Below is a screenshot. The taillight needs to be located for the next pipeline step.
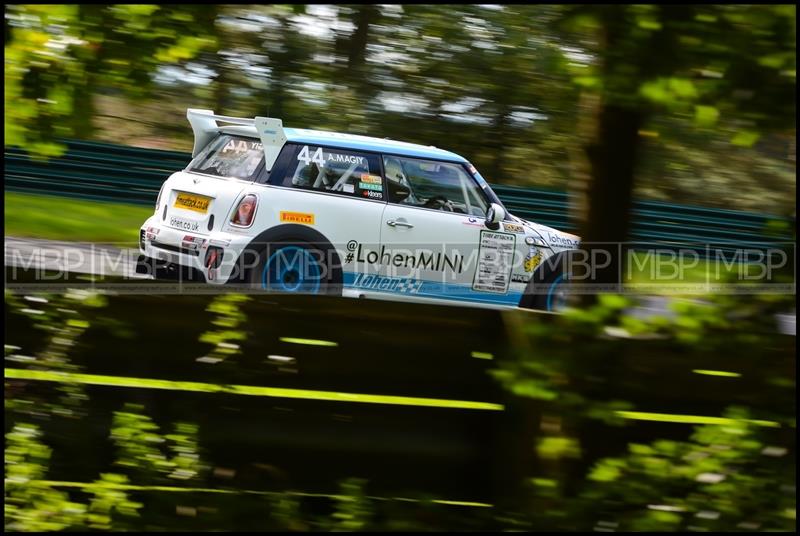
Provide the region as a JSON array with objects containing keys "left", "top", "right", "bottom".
[
  {"left": 155, "top": 184, "right": 165, "bottom": 213},
  {"left": 231, "top": 194, "right": 257, "bottom": 226},
  {"left": 205, "top": 246, "right": 224, "bottom": 268}
]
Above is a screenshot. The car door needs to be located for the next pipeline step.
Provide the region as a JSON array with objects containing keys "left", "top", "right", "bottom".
[
  {"left": 270, "top": 143, "right": 387, "bottom": 286},
  {"left": 360, "top": 155, "right": 521, "bottom": 306}
]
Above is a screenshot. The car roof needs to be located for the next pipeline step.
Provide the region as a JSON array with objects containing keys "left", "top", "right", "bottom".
[{"left": 219, "top": 125, "right": 468, "bottom": 163}]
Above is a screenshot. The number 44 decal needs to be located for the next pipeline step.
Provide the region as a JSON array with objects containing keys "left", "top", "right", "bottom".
[{"left": 297, "top": 146, "right": 326, "bottom": 166}]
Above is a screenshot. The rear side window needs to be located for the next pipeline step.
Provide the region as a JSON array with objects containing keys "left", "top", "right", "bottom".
[
  {"left": 188, "top": 135, "right": 264, "bottom": 181},
  {"left": 277, "top": 144, "right": 385, "bottom": 201}
]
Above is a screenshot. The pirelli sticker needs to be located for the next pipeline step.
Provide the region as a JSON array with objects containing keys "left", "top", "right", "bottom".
[{"left": 280, "top": 211, "right": 315, "bottom": 225}]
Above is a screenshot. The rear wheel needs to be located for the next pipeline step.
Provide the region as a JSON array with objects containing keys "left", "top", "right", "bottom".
[{"left": 248, "top": 242, "right": 338, "bottom": 295}]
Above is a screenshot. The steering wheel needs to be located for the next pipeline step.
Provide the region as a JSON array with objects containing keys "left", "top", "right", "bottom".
[{"left": 423, "top": 195, "right": 455, "bottom": 212}]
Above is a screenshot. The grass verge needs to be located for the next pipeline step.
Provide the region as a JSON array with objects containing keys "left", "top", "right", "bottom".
[{"left": 5, "top": 192, "right": 152, "bottom": 244}]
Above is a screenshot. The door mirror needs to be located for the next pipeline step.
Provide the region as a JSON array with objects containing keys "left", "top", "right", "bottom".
[{"left": 485, "top": 203, "right": 506, "bottom": 227}]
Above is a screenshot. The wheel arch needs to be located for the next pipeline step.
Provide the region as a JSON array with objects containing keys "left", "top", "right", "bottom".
[
  {"left": 519, "top": 249, "right": 576, "bottom": 310},
  {"left": 227, "top": 224, "right": 343, "bottom": 288}
]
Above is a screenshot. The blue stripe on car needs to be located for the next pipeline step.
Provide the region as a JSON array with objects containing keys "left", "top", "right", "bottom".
[{"left": 343, "top": 272, "right": 522, "bottom": 306}]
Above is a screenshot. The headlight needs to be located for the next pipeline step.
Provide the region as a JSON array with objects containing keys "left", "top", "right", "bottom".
[{"left": 525, "top": 232, "right": 548, "bottom": 248}]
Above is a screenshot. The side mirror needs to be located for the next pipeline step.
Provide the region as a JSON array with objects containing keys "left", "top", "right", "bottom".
[{"left": 485, "top": 203, "right": 506, "bottom": 228}]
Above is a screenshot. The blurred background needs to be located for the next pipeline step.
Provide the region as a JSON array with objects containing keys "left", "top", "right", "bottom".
[
  {"left": 5, "top": 4, "right": 796, "bottom": 213},
  {"left": 3, "top": 4, "right": 796, "bottom": 532}
]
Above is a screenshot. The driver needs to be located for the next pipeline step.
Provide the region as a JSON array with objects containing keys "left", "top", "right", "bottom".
[{"left": 384, "top": 157, "right": 418, "bottom": 205}]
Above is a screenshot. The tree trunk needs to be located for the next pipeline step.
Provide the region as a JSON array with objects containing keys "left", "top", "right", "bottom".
[
  {"left": 214, "top": 62, "right": 229, "bottom": 115},
  {"left": 568, "top": 91, "right": 600, "bottom": 231},
  {"left": 580, "top": 104, "right": 644, "bottom": 294},
  {"left": 487, "top": 106, "right": 511, "bottom": 182},
  {"left": 337, "top": 5, "right": 380, "bottom": 98}
]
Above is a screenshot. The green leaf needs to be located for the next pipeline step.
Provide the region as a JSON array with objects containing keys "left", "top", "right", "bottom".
[
  {"left": 731, "top": 130, "right": 760, "bottom": 147},
  {"left": 694, "top": 105, "right": 719, "bottom": 127},
  {"left": 758, "top": 54, "right": 786, "bottom": 69},
  {"left": 639, "top": 80, "right": 671, "bottom": 104},
  {"left": 573, "top": 76, "right": 601, "bottom": 89},
  {"left": 598, "top": 294, "right": 629, "bottom": 310},
  {"left": 537, "top": 436, "right": 581, "bottom": 460},
  {"left": 667, "top": 78, "right": 698, "bottom": 99},
  {"left": 637, "top": 19, "right": 662, "bottom": 31}
]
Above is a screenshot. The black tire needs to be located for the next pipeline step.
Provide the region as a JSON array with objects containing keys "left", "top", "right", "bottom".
[
  {"left": 519, "top": 251, "right": 573, "bottom": 312},
  {"left": 246, "top": 240, "right": 341, "bottom": 295}
]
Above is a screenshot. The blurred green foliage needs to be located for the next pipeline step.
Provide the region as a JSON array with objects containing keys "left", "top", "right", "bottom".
[
  {"left": 3, "top": 286, "right": 796, "bottom": 531},
  {"left": 579, "top": 408, "right": 795, "bottom": 532},
  {"left": 491, "top": 290, "right": 795, "bottom": 531},
  {"left": 4, "top": 423, "right": 87, "bottom": 531},
  {"left": 4, "top": 5, "right": 795, "bottom": 214},
  {"left": 198, "top": 294, "right": 251, "bottom": 364},
  {"left": 110, "top": 403, "right": 206, "bottom": 484},
  {"left": 4, "top": 289, "right": 107, "bottom": 418}
]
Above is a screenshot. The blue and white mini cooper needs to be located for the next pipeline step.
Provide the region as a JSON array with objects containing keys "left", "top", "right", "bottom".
[{"left": 137, "top": 109, "right": 580, "bottom": 311}]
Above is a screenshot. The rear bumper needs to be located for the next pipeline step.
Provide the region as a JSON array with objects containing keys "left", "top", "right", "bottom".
[
  {"left": 139, "top": 216, "right": 252, "bottom": 284},
  {"left": 135, "top": 254, "right": 207, "bottom": 282}
]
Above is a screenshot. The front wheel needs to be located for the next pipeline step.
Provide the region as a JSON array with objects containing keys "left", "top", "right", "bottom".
[
  {"left": 519, "top": 252, "right": 575, "bottom": 312},
  {"left": 537, "top": 272, "right": 572, "bottom": 312}
]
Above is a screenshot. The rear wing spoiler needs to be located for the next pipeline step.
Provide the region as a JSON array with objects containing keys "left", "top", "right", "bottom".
[{"left": 186, "top": 108, "right": 288, "bottom": 171}]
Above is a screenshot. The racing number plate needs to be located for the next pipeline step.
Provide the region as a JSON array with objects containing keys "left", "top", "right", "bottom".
[{"left": 174, "top": 192, "right": 211, "bottom": 214}]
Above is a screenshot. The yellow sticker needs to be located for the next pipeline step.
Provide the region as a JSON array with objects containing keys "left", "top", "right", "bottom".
[
  {"left": 524, "top": 250, "right": 543, "bottom": 272},
  {"left": 360, "top": 174, "right": 382, "bottom": 184},
  {"left": 280, "top": 211, "right": 315, "bottom": 225},
  {"left": 174, "top": 192, "right": 211, "bottom": 213}
]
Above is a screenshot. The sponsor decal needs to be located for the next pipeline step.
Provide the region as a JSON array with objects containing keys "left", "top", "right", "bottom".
[
  {"left": 547, "top": 232, "right": 580, "bottom": 249},
  {"left": 280, "top": 211, "right": 315, "bottom": 225},
  {"left": 343, "top": 183, "right": 355, "bottom": 193},
  {"left": 351, "top": 273, "right": 423, "bottom": 294},
  {"left": 169, "top": 216, "right": 200, "bottom": 232},
  {"left": 359, "top": 182, "right": 383, "bottom": 191},
  {"left": 511, "top": 273, "right": 531, "bottom": 283},
  {"left": 524, "top": 248, "right": 543, "bottom": 272},
  {"left": 297, "top": 145, "right": 367, "bottom": 167},
  {"left": 174, "top": 193, "right": 210, "bottom": 213},
  {"left": 327, "top": 152, "right": 366, "bottom": 165},
  {"left": 222, "top": 139, "right": 263, "bottom": 153},
  {"left": 503, "top": 223, "right": 524, "bottom": 233},
  {"left": 362, "top": 190, "right": 383, "bottom": 199},
  {"left": 462, "top": 217, "right": 484, "bottom": 228},
  {"left": 360, "top": 173, "right": 382, "bottom": 184},
  {"left": 472, "top": 231, "right": 516, "bottom": 294},
  {"left": 345, "top": 241, "right": 464, "bottom": 274}
]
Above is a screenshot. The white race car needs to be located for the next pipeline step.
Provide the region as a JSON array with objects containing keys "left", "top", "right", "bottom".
[{"left": 137, "top": 109, "right": 581, "bottom": 311}]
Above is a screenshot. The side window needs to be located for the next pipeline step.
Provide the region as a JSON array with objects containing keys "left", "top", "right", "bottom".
[
  {"left": 279, "top": 144, "right": 385, "bottom": 201},
  {"left": 188, "top": 135, "right": 264, "bottom": 181},
  {"left": 383, "top": 156, "right": 489, "bottom": 216}
]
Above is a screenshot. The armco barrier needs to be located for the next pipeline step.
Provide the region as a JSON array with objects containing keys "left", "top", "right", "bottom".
[{"left": 5, "top": 140, "right": 794, "bottom": 249}]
